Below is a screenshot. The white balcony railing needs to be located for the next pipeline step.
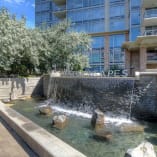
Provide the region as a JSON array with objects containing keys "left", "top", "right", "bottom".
[
  {"left": 144, "top": 29, "right": 157, "bottom": 36},
  {"left": 144, "top": 8, "right": 157, "bottom": 18}
]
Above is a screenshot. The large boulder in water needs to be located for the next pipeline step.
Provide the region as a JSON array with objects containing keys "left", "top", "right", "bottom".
[
  {"left": 91, "top": 109, "right": 105, "bottom": 131},
  {"left": 52, "top": 115, "right": 68, "bottom": 129},
  {"left": 94, "top": 129, "right": 112, "bottom": 141},
  {"left": 39, "top": 106, "right": 52, "bottom": 115},
  {"left": 119, "top": 123, "right": 144, "bottom": 133},
  {"left": 124, "top": 142, "right": 156, "bottom": 157}
]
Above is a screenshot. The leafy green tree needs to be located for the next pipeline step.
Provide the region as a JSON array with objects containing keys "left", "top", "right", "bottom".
[
  {"left": 39, "top": 21, "right": 91, "bottom": 71},
  {"left": 0, "top": 9, "right": 91, "bottom": 75}
]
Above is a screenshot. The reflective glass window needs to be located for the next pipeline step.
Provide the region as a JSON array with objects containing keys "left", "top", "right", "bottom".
[
  {"left": 36, "top": 2, "right": 50, "bottom": 12},
  {"left": 89, "top": 36, "right": 105, "bottom": 72},
  {"left": 130, "top": 27, "right": 140, "bottom": 41},
  {"left": 110, "top": 19, "right": 125, "bottom": 31},
  {"left": 131, "top": 11, "right": 140, "bottom": 25},
  {"left": 131, "top": 0, "right": 141, "bottom": 8},
  {"left": 67, "top": 7, "right": 104, "bottom": 22},
  {"left": 110, "top": 5, "right": 125, "bottom": 17},
  {"left": 109, "top": 34, "right": 125, "bottom": 66},
  {"left": 67, "top": 0, "right": 104, "bottom": 9}
]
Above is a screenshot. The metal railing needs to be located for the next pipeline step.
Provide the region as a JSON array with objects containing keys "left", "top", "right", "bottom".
[
  {"left": 144, "top": 9, "right": 157, "bottom": 18},
  {"left": 144, "top": 29, "right": 157, "bottom": 36},
  {"left": 147, "top": 55, "right": 157, "bottom": 61}
]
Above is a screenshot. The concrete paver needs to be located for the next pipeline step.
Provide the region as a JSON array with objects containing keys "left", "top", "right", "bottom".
[{"left": 0, "top": 118, "right": 37, "bottom": 157}]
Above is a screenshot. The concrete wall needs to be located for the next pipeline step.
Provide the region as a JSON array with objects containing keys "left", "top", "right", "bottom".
[
  {"left": 43, "top": 76, "right": 135, "bottom": 117},
  {"left": 0, "top": 77, "right": 43, "bottom": 99},
  {"left": 43, "top": 74, "right": 157, "bottom": 120},
  {"left": 132, "top": 73, "right": 157, "bottom": 121}
]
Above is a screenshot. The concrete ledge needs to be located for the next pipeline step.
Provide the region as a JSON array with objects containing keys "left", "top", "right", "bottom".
[
  {"left": 135, "top": 71, "right": 157, "bottom": 80},
  {"left": 0, "top": 102, "right": 86, "bottom": 157}
]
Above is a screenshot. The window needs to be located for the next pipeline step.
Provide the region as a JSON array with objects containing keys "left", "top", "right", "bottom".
[
  {"left": 68, "top": 7, "right": 105, "bottom": 33},
  {"left": 110, "top": 5, "right": 125, "bottom": 18},
  {"left": 109, "top": 34, "right": 125, "bottom": 66},
  {"left": 130, "top": 27, "right": 140, "bottom": 41},
  {"left": 36, "top": 2, "right": 50, "bottom": 12},
  {"left": 89, "top": 36, "right": 105, "bottom": 72},
  {"left": 131, "top": 0, "right": 141, "bottom": 8},
  {"left": 67, "top": 7, "right": 105, "bottom": 22},
  {"left": 67, "top": 0, "right": 104, "bottom": 9},
  {"left": 110, "top": 19, "right": 125, "bottom": 31},
  {"left": 131, "top": 11, "right": 140, "bottom": 25}
]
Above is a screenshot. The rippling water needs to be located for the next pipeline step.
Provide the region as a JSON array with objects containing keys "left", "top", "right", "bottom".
[{"left": 11, "top": 99, "right": 157, "bottom": 157}]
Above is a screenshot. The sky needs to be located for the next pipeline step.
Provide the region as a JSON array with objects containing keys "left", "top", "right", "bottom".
[{"left": 0, "top": 0, "right": 35, "bottom": 28}]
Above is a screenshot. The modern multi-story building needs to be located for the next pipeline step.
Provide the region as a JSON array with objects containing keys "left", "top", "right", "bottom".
[
  {"left": 35, "top": 0, "right": 157, "bottom": 73},
  {"left": 123, "top": 0, "right": 157, "bottom": 75}
]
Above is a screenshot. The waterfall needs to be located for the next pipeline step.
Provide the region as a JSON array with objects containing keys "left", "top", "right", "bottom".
[
  {"left": 37, "top": 102, "right": 133, "bottom": 125},
  {"left": 129, "top": 79, "right": 135, "bottom": 119}
]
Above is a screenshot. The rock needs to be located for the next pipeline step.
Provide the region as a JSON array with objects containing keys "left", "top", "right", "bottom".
[
  {"left": 95, "top": 129, "right": 112, "bottom": 141},
  {"left": 91, "top": 109, "right": 105, "bottom": 131},
  {"left": 2, "top": 98, "right": 11, "bottom": 103},
  {"left": 52, "top": 115, "right": 68, "bottom": 129},
  {"left": 119, "top": 123, "right": 144, "bottom": 133},
  {"left": 124, "top": 142, "right": 156, "bottom": 157},
  {"left": 39, "top": 106, "right": 52, "bottom": 115}
]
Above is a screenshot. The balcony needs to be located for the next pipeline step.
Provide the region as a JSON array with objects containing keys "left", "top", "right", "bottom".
[
  {"left": 143, "top": 11, "right": 157, "bottom": 26},
  {"left": 53, "top": 0, "right": 66, "bottom": 6},
  {"left": 145, "top": 8, "right": 157, "bottom": 18},
  {"left": 143, "top": 8, "right": 157, "bottom": 26},
  {"left": 144, "top": 29, "right": 157, "bottom": 36},
  {"left": 143, "top": 0, "right": 157, "bottom": 8},
  {"left": 147, "top": 50, "right": 157, "bottom": 64}
]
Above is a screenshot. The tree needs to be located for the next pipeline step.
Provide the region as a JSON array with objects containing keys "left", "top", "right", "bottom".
[
  {"left": 0, "top": 9, "right": 91, "bottom": 75},
  {"left": 39, "top": 21, "right": 91, "bottom": 72}
]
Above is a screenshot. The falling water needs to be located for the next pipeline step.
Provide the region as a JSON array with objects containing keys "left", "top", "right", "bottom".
[
  {"left": 129, "top": 79, "right": 135, "bottom": 119},
  {"left": 37, "top": 100, "right": 133, "bottom": 126}
]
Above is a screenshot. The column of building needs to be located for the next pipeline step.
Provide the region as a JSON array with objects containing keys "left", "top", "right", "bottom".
[{"left": 104, "top": 0, "right": 109, "bottom": 71}]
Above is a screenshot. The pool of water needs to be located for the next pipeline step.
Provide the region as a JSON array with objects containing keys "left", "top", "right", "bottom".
[{"left": 11, "top": 99, "right": 157, "bottom": 157}]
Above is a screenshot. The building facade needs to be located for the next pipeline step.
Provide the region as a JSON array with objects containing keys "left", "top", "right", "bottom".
[
  {"left": 123, "top": 0, "right": 157, "bottom": 75},
  {"left": 35, "top": 0, "right": 157, "bottom": 73}
]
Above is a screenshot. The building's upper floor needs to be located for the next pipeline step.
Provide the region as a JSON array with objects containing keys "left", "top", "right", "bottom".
[{"left": 35, "top": 0, "right": 157, "bottom": 39}]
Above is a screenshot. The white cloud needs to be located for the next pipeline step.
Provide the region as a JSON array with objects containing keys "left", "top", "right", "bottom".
[
  {"left": 32, "top": 3, "right": 35, "bottom": 8},
  {"left": 3, "top": 0, "right": 25, "bottom": 4}
]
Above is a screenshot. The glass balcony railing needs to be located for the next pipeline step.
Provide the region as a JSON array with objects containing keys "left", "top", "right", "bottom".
[
  {"left": 147, "top": 54, "right": 157, "bottom": 61},
  {"left": 144, "top": 9, "right": 157, "bottom": 18},
  {"left": 144, "top": 29, "right": 157, "bottom": 36}
]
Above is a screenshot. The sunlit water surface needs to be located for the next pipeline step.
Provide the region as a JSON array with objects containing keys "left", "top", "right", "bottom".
[{"left": 11, "top": 99, "right": 157, "bottom": 157}]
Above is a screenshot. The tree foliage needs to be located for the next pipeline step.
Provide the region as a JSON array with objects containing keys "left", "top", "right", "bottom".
[{"left": 0, "top": 9, "right": 91, "bottom": 76}]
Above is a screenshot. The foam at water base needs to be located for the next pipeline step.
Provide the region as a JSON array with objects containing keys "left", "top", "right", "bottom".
[{"left": 37, "top": 104, "right": 133, "bottom": 126}]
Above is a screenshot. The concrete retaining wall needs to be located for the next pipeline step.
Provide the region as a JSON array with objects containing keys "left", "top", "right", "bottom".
[
  {"left": 43, "top": 74, "right": 157, "bottom": 120},
  {"left": 0, "top": 77, "right": 43, "bottom": 99},
  {"left": 132, "top": 72, "right": 157, "bottom": 120},
  {"left": 43, "top": 76, "right": 135, "bottom": 116}
]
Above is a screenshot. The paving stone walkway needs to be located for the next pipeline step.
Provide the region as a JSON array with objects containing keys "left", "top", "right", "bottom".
[{"left": 0, "top": 118, "right": 38, "bottom": 157}]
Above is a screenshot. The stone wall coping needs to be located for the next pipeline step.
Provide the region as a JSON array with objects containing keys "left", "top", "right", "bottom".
[{"left": 0, "top": 102, "right": 86, "bottom": 157}]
